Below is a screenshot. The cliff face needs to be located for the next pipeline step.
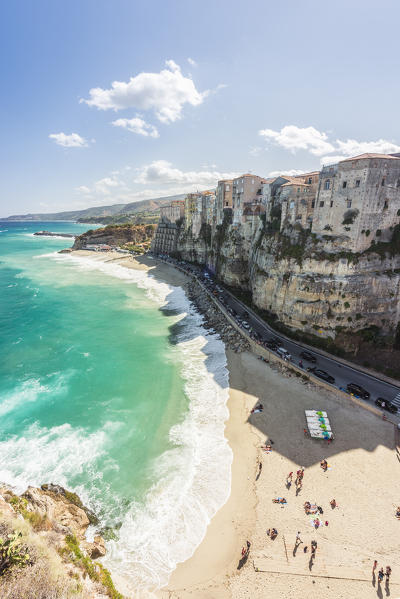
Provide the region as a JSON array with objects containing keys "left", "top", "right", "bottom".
[
  {"left": 176, "top": 216, "right": 400, "bottom": 376},
  {"left": 73, "top": 224, "right": 156, "bottom": 250}
]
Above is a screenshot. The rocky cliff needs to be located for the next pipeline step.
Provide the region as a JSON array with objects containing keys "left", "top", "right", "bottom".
[
  {"left": 175, "top": 215, "right": 400, "bottom": 378},
  {"left": 72, "top": 224, "right": 156, "bottom": 250},
  {"left": 0, "top": 484, "right": 122, "bottom": 598}
]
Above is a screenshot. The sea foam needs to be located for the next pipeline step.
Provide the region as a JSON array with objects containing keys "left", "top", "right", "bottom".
[{"left": 49, "top": 252, "right": 233, "bottom": 597}]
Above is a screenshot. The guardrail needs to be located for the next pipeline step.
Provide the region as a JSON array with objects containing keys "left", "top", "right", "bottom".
[{"left": 156, "top": 256, "right": 397, "bottom": 427}]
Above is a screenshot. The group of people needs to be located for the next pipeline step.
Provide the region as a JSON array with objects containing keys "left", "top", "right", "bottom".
[{"left": 373, "top": 561, "right": 392, "bottom": 584}]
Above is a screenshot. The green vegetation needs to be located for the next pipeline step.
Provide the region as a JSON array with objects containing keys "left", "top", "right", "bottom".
[
  {"left": 62, "top": 535, "right": 123, "bottom": 599},
  {"left": 342, "top": 209, "right": 359, "bottom": 225},
  {"left": 364, "top": 224, "right": 400, "bottom": 259},
  {"left": 0, "top": 531, "right": 30, "bottom": 575}
]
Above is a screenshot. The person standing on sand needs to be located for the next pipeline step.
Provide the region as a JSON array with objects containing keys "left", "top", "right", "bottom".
[
  {"left": 372, "top": 560, "right": 378, "bottom": 574},
  {"left": 386, "top": 566, "right": 392, "bottom": 578},
  {"left": 378, "top": 568, "right": 385, "bottom": 583}
]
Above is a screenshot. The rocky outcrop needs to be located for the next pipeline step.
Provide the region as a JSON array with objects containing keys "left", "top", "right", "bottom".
[
  {"left": 72, "top": 223, "right": 156, "bottom": 250},
  {"left": 22, "top": 486, "right": 90, "bottom": 539},
  {"left": 0, "top": 484, "right": 120, "bottom": 598}
]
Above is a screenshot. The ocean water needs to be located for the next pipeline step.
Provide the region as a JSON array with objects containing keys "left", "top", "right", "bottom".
[{"left": 0, "top": 222, "right": 232, "bottom": 596}]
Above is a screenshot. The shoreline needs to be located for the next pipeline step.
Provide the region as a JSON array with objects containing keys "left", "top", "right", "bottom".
[
  {"left": 70, "top": 251, "right": 260, "bottom": 595},
  {"left": 70, "top": 251, "right": 400, "bottom": 599}
]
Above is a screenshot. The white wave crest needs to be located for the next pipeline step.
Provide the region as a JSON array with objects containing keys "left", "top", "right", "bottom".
[
  {"left": 0, "top": 421, "right": 114, "bottom": 495},
  {"left": 0, "top": 373, "right": 71, "bottom": 418},
  {"left": 50, "top": 252, "right": 232, "bottom": 596}
]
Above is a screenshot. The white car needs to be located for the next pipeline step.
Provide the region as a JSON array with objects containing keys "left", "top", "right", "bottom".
[{"left": 277, "top": 347, "right": 291, "bottom": 360}]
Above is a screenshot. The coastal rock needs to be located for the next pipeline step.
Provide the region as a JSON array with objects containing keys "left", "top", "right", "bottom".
[
  {"left": 72, "top": 223, "right": 156, "bottom": 250},
  {"left": 23, "top": 486, "right": 90, "bottom": 538},
  {"left": 82, "top": 535, "right": 107, "bottom": 559}
]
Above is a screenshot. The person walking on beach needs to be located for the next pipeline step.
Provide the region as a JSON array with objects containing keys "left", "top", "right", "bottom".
[
  {"left": 311, "top": 540, "right": 317, "bottom": 558},
  {"left": 295, "top": 531, "right": 302, "bottom": 546},
  {"left": 378, "top": 568, "right": 385, "bottom": 583},
  {"left": 386, "top": 566, "right": 392, "bottom": 579},
  {"left": 372, "top": 560, "right": 378, "bottom": 574},
  {"left": 257, "top": 461, "right": 262, "bottom": 479},
  {"left": 241, "top": 540, "right": 251, "bottom": 558}
]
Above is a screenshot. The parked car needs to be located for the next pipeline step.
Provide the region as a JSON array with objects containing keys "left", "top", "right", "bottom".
[
  {"left": 375, "top": 397, "right": 398, "bottom": 413},
  {"left": 346, "top": 383, "right": 370, "bottom": 400},
  {"left": 277, "top": 347, "right": 292, "bottom": 360},
  {"left": 300, "top": 351, "right": 317, "bottom": 363},
  {"left": 266, "top": 340, "right": 279, "bottom": 350},
  {"left": 308, "top": 368, "right": 335, "bottom": 384}
]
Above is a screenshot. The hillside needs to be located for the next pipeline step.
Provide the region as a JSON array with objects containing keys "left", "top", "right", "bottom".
[
  {"left": 72, "top": 223, "right": 156, "bottom": 252},
  {"left": 1, "top": 194, "right": 186, "bottom": 222}
]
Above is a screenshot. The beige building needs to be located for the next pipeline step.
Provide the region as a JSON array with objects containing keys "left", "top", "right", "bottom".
[
  {"left": 184, "top": 193, "right": 201, "bottom": 230},
  {"left": 159, "top": 200, "right": 185, "bottom": 223},
  {"left": 232, "top": 174, "right": 265, "bottom": 224},
  {"left": 215, "top": 180, "right": 233, "bottom": 225},
  {"left": 279, "top": 171, "right": 319, "bottom": 230},
  {"left": 312, "top": 154, "right": 400, "bottom": 251}
]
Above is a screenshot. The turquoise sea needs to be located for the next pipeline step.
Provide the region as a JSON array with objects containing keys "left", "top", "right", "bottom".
[{"left": 0, "top": 222, "right": 231, "bottom": 596}]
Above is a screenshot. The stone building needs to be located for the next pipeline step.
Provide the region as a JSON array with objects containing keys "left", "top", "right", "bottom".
[
  {"left": 232, "top": 174, "right": 265, "bottom": 224},
  {"left": 159, "top": 200, "right": 185, "bottom": 223},
  {"left": 279, "top": 171, "right": 319, "bottom": 230},
  {"left": 184, "top": 193, "right": 201, "bottom": 231},
  {"left": 215, "top": 179, "right": 233, "bottom": 225},
  {"left": 312, "top": 154, "right": 400, "bottom": 251}
]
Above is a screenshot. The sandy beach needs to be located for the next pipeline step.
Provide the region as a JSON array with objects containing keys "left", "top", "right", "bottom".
[{"left": 74, "top": 251, "right": 400, "bottom": 599}]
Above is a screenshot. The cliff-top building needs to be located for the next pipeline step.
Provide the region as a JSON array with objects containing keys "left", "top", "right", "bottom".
[
  {"left": 215, "top": 180, "right": 233, "bottom": 225},
  {"left": 312, "top": 153, "right": 400, "bottom": 251},
  {"left": 159, "top": 200, "right": 185, "bottom": 224},
  {"left": 232, "top": 174, "right": 265, "bottom": 224}
]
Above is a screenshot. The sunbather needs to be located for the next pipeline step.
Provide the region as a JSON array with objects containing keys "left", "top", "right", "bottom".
[{"left": 272, "top": 497, "right": 287, "bottom": 504}]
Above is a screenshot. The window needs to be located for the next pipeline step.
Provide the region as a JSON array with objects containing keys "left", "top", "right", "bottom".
[
  {"left": 308, "top": 177, "right": 312, "bottom": 184},
  {"left": 330, "top": 201, "right": 334, "bottom": 207},
  {"left": 342, "top": 181, "right": 347, "bottom": 189},
  {"left": 381, "top": 178, "right": 385, "bottom": 186},
  {"left": 384, "top": 200, "right": 389, "bottom": 210},
  {"left": 355, "top": 180, "right": 361, "bottom": 187},
  {"left": 324, "top": 180, "right": 330, "bottom": 190},
  {"left": 290, "top": 201, "right": 295, "bottom": 209},
  {"left": 320, "top": 201, "right": 325, "bottom": 207},
  {"left": 397, "top": 179, "right": 400, "bottom": 188},
  {"left": 251, "top": 179, "right": 254, "bottom": 184},
  {"left": 311, "top": 200, "right": 315, "bottom": 208},
  {"left": 347, "top": 200, "right": 352, "bottom": 209},
  {"left": 225, "top": 185, "right": 230, "bottom": 191}
]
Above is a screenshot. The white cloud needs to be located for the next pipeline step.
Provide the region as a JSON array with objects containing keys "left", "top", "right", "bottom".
[
  {"left": 335, "top": 138, "right": 400, "bottom": 156},
  {"left": 94, "top": 177, "right": 121, "bottom": 194},
  {"left": 112, "top": 117, "right": 159, "bottom": 138},
  {"left": 268, "top": 169, "right": 306, "bottom": 177},
  {"left": 76, "top": 185, "right": 91, "bottom": 194},
  {"left": 259, "top": 125, "right": 334, "bottom": 156},
  {"left": 187, "top": 57, "right": 197, "bottom": 67},
  {"left": 49, "top": 132, "right": 88, "bottom": 148},
  {"left": 133, "top": 160, "right": 238, "bottom": 188},
  {"left": 81, "top": 60, "right": 207, "bottom": 124}
]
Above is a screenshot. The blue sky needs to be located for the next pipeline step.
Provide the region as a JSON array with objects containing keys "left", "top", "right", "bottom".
[{"left": 1, "top": 0, "right": 400, "bottom": 215}]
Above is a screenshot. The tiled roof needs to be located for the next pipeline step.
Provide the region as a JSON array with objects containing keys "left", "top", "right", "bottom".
[
  {"left": 340, "top": 153, "right": 400, "bottom": 162},
  {"left": 281, "top": 181, "right": 309, "bottom": 187}
]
